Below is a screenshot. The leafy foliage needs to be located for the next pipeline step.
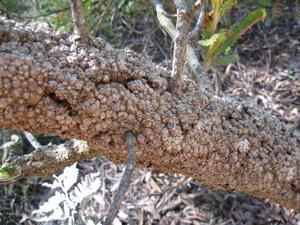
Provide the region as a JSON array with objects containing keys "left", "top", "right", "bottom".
[
  {"left": 0, "top": 0, "right": 153, "bottom": 47},
  {"left": 0, "top": 133, "right": 22, "bottom": 182},
  {"left": 200, "top": 1, "right": 267, "bottom": 70},
  {"left": 0, "top": 0, "right": 29, "bottom": 17},
  {"left": 0, "top": 165, "right": 21, "bottom": 182},
  {"left": 237, "top": 0, "right": 299, "bottom": 21},
  {"left": 216, "top": 8, "right": 267, "bottom": 54},
  {"left": 212, "top": 54, "right": 240, "bottom": 67}
]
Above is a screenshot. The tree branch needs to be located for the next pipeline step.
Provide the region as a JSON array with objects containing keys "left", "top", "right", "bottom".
[
  {"left": 189, "top": 2, "right": 206, "bottom": 39},
  {"left": 151, "top": 0, "right": 212, "bottom": 91},
  {"left": 10, "top": 140, "right": 88, "bottom": 178},
  {"left": 23, "top": 131, "right": 41, "bottom": 150},
  {"left": 70, "top": 0, "right": 93, "bottom": 45},
  {"left": 103, "top": 131, "right": 135, "bottom": 225},
  {"left": 170, "top": 3, "right": 191, "bottom": 93},
  {"left": 0, "top": 18, "right": 299, "bottom": 212}
]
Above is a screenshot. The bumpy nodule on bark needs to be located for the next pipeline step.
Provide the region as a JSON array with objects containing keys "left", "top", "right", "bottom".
[{"left": 0, "top": 18, "right": 299, "bottom": 212}]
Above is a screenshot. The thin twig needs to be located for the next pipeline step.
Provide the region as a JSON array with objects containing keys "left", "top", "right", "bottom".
[
  {"left": 186, "top": 0, "right": 204, "bottom": 16},
  {"left": 121, "top": 17, "right": 158, "bottom": 35},
  {"left": 0, "top": 0, "right": 11, "bottom": 18},
  {"left": 1, "top": 0, "right": 88, "bottom": 20},
  {"left": 29, "top": 0, "right": 88, "bottom": 19},
  {"left": 8, "top": 140, "right": 88, "bottom": 178},
  {"left": 23, "top": 132, "right": 41, "bottom": 150},
  {"left": 189, "top": 3, "right": 206, "bottom": 39},
  {"left": 170, "top": 0, "right": 204, "bottom": 94},
  {"left": 103, "top": 131, "right": 135, "bottom": 225},
  {"left": 154, "top": 38, "right": 169, "bottom": 60},
  {"left": 70, "top": 0, "right": 93, "bottom": 45},
  {"left": 1, "top": 132, "right": 23, "bottom": 163},
  {"left": 25, "top": 6, "right": 69, "bottom": 19},
  {"left": 212, "top": 68, "right": 221, "bottom": 96},
  {"left": 151, "top": 0, "right": 212, "bottom": 92}
]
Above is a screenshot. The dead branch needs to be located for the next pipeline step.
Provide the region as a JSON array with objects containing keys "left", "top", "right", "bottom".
[
  {"left": 0, "top": 18, "right": 299, "bottom": 212},
  {"left": 11, "top": 140, "right": 89, "bottom": 178}
]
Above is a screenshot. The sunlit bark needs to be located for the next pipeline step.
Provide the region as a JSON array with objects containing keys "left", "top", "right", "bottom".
[{"left": 0, "top": 18, "right": 299, "bottom": 212}]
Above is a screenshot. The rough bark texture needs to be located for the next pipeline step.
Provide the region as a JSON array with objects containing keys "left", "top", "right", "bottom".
[
  {"left": 0, "top": 18, "right": 299, "bottom": 212},
  {"left": 170, "top": 10, "right": 191, "bottom": 93},
  {"left": 170, "top": 0, "right": 204, "bottom": 94},
  {"left": 152, "top": 0, "right": 211, "bottom": 91}
]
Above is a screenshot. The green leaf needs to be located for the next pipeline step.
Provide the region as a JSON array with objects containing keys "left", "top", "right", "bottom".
[
  {"left": 212, "top": 54, "right": 240, "bottom": 66},
  {"left": 217, "top": 8, "right": 267, "bottom": 54},
  {"left": 220, "top": 0, "right": 237, "bottom": 17},
  {"left": 207, "top": 32, "right": 226, "bottom": 57},
  {"left": 199, "top": 33, "right": 224, "bottom": 46},
  {"left": 200, "top": 32, "right": 226, "bottom": 70},
  {"left": 225, "top": 46, "right": 232, "bottom": 54},
  {"left": 211, "top": 0, "right": 222, "bottom": 13},
  {"left": 0, "top": 165, "right": 21, "bottom": 182},
  {"left": 257, "top": 0, "right": 273, "bottom": 7},
  {"left": 83, "top": 0, "right": 92, "bottom": 12},
  {"left": 201, "top": 28, "right": 213, "bottom": 40}
]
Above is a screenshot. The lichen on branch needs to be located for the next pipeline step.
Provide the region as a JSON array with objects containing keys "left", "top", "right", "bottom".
[{"left": 0, "top": 18, "right": 299, "bottom": 212}]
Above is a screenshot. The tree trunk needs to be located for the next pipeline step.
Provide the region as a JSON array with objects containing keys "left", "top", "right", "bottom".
[{"left": 0, "top": 18, "right": 299, "bottom": 212}]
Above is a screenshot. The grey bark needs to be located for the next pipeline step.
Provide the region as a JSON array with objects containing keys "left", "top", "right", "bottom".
[
  {"left": 170, "top": 0, "right": 204, "bottom": 94},
  {"left": 103, "top": 131, "right": 135, "bottom": 225},
  {"left": 152, "top": 0, "right": 212, "bottom": 91},
  {"left": 70, "top": 0, "right": 93, "bottom": 45},
  {"left": 170, "top": 9, "right": 191, "bottom": 93},
  {"left": 0, "top": 18, "right": 299, "bottom": 212}
]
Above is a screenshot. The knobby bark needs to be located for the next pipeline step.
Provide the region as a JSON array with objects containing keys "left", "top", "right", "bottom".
[
  {"left": 170, "top": 10, "right": 191, "bottom": 93},
  {"left": 0, "top": 18, "right": 299, "bottom": 211}
]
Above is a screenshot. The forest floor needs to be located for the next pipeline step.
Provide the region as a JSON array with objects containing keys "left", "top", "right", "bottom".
[{"left": 0, "top": 19, "right": 299, "bottom": 225}]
